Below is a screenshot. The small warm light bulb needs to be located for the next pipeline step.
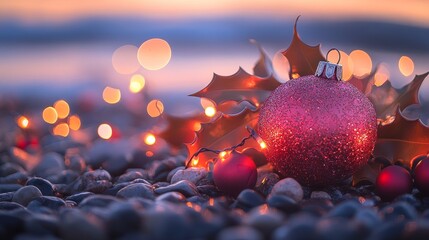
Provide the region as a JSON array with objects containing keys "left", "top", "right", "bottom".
[
  {"left": 192, "top": 156, "right": 199, "bottom": 166},
  {"left": 129, "top": 74, "right": 146, "bottom": 93},
  {"left": 53, "top": 100, "right": 70, "bottom": 119},
  {"left": 102, "top": 87, "right": 121, "bottom": 104},
  {"left": 259, "top": 140, "right": 267, "bottom": 149},
  {"left": 147, "top": 100, "right": 164, "bottom": 117},
  {"left": 68, "top": 115, "right": 81, "bottom": 131},
  {"left": 98, "top": 123, "right": 113, "bottom": 140},
  {"left": 144, "top": 133, "right": 156, "bottom": 145},
  {"left": 17, "top": 116, "right": 29, "bottom": 129},
  {"left": 205, "top": 106, "right": 216, "bottom": 117},
  {"left": 53, "top": 123, "right": 70, "bottom": 137}
]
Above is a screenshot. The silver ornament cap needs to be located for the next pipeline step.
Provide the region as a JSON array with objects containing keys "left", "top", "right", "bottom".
[{"left": 315, "top": 48, "right": 343, "bottom": 81}]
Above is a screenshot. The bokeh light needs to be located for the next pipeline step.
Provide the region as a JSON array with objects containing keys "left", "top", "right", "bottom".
[
  {"left": 112, "top": 45, "right": 140, "bottom": 74},
  {"left": 144, "top": 133, "right": 156, "bottom": 145},
  {"left": 374, "top": 64, "right": 390, "bottom": 87},
  {"left": 398, "top": 56, "right": 414, "bottom": 77},
  {"left": 103, "top": 86, "right": 121, "bottom": 104},
  {"left": 42, "top": 107, "right": 58, "bottom": 124},
  {"left": 137, "top": 38, "right": 171, "bottom": 70},
  {"left": 53, "top": 100, "right": 70, "bottom": 119},
  {"left": 204, "top": 106, "right": 216, "bottom": 117},
  {"left": 147, "top": 99, "right": 164, "bottom": 117},
  {"left": 98, "top": 123, "right": 113, "bottom": 140},
  {"left": 193, "top": 122, "right": 202, "bottom": 132},
  {"left": 53, "top": 123, "right": 69, "bottom": 137},
  {"left": 349, "top": 50, "right": 372, "bottom": 77},
  {"left": 68, "top": 115, "right": 81, "bottom": 131},
  {"left": 129, "top": 74, "right": 146, "bottom": 93},
  {"left": 327, "top": 50, "right": 354, "bottom": 80},
  {"left": 17, "top": 116, "right": 29, "bottom": 129}
]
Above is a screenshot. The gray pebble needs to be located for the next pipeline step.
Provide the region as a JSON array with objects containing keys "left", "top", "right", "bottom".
[
  {"left": 0, "top": 171, "right": 28, "bottom": 184},
  {"left": 155, "top": 180, "right": 199, "bottom": 197},
  {"left": 156, "top": 192, "right": 186, "bottom": 203},
  {"left": 26, "top": 177, "right": 55, "bottom": 196},
  {"left": 171, "top": 167, "right": 208, "bottom": 185},
  {"left": 269, "top": 178, "right": 303, "bottom": 202},
  {"left": 27, "top": 196, "right": 66, "bottom": 211},
  {"left": 244, "top": 205, "right": 283, "bottom": 238},
  {"left": 116, "top": 171, "right": 145, "bottom": 183},
  {"left": 117, "top": 183, "right": 155, "bottom": 200},
  {"left": 234, "top": 189, "right": 265, "bottom": 211},
  {"left": 106, "top": 202, "right": 143, "bottom": 238},
  {"left": 311, "top": 191, "right": 331, "bottom": 200},
  {"left": 217, "top": 226, "right": 263, "bottom": 240},
  {"left": 0, "top": 191, "right": 14, "bottom": 202},
  {"left": 59, "top": 208, "right": 107, "bottom": 240},
  {"left": 12, "top": 185, "right": 42, "bottom": 206},
  {"left": 79, "top": 195, "right": 119, "bottom": 209},
  {"left": 31, "top": 152, "right": 65, "bottom": 179},
  {"left": 65, "top": 192, "right": 94, "bottom": 204}
]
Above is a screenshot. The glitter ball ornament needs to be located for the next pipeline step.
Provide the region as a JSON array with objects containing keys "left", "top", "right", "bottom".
[
  {"left": 413, "top": 157, "right": 429, "bottom": 195},
  {"left": 258, "top": 54, "right": 377, "bottom": 186},
  {"left": 213, "top": 151, "right": 257, "bottom": 197},
  {"left": 376, "top": 165, "right": 412, "bottom": 201}
]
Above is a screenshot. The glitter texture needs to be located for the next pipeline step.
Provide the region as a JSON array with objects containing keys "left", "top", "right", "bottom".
[{"left": 257, "top": 75, "right": 377, "bottom": 186}]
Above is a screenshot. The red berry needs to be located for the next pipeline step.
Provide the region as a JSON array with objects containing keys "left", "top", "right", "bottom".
[
  {"left": 414, "top": 158, "right": 429, "bottom": 195},
  {"left": 376, "top": 165, "right": 412, "bottom": 201},
  {"left": 213, "top": 151, "right": 257, "bottom": 197}
]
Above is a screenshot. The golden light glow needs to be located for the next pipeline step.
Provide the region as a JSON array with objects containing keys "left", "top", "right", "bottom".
[
  {"left": 192, "top": 156, "right": 199, "bottom": 166},
  {"left": 53, "top": 100, "right": 70, "bottom": 119},
  {"left": 53, "top": 123, "right": 69, "bottom": 137},
  {"left": 68, "top": 115, "right": 81, "bottom": 131},
  {"left": 137, "top": 38, "right": 171, "bottom": 70},
  {"left": 204, "top": 106, "right": 216, "bottom": 117},
  {"left": 398, "top": 56, "right": 414, "bottom": 77},
  {"left": 193, "top": 122, "right": 202, "bottom": 132},
  {"left": 146, "top": 151, "right": 154, "bottom": 157},
  {"left": 144, "top": 133, "right": 156, "bottom": 145},
  {"left": 98, "top": 123, "right": 113, "bottom": 140},
  {"left": 327, "top": 50, "right": 354, "bottom": 80},
  {"left": 112, "top": 45, "right": 140, "bottom": 74},
  {"left": 129, "top": 74, "right": 146, "bottom": 93},
  {"left": 259, "top": 141, "right": 267, "bottom": 149},
  {"left": 374, "top": 64, "right": 390, "bottom": 87},
  {"left": 102, "top": 86, "right": 121, "bottom": 104},
  {"left": 17, "top": 116, "right": 29, "bottom": 129},
  {"left": 219, "top": 151, "right": 227, "bottom": 159},
  {"left": 349, "top": 50, "right": 372, "bottom": 77},
  {"left": 42, "top": 107, "right": 58, "bottom": 124},
  {"left": 147, "top": 99, "right": 164, "bottom": 117}
]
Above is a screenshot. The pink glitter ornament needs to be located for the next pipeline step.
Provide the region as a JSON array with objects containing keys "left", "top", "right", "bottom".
[{"left": 258, "top": 52, "right": 377, "bottom": 186}]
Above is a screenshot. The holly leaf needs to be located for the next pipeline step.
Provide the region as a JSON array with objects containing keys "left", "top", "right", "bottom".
[
  {"left": 348, "top": 69, "right": 376, "bottom": 94},
  {"left": 373, "top": 109, "right": 429, "bottom": 165},
  {"left": 281, "top": 16, "right": 325, "bottom": 79},
  {"left": 367, "top": 72, "right": 428, "bottom": 120},
  {"left": 402, "top": 103, "right": 429, "bottom": 127},
  {"left": 186, "top": 108, "right": 260, "bottom": 166},
  {"left": 159, "top": 114, "right": 209, "bottom": 148},
  {"left": 251, "top": 39, "right": 274, "bottom": 78}
]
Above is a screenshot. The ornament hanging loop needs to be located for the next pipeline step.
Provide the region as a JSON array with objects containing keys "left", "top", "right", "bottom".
[{"left": 326, "top": 48, "right": 341, "bottom": 64}]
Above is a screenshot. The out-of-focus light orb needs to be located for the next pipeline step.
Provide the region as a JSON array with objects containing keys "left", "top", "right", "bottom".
[
  {"left": 129, "top": 74, "right": 146, "bottom": 93},
  {"left": 193, "top": 122, "right": 202, "bottom": 132},
  {"left": 17, "top": 116, "right": 29, "bottom": 129},
  {"left": 349, "top": 50, "right": 372, "bottom": 77},
  {"left": 98, "top": 123, "right": 113, "bottom": 140},
  {"left": 273, "top": 50, "right": 290, "bottom": 82},
  {"left": 42, "top": 107, "right": 58, "bottom": 124},
  {"left": 144, "top": 133, "right": 156, "bottom": 145},
  {"left": 200, "top": 98, "right": 215, "bottom": 109},
  {"left": 68, "top": 115, "right": 81, "bottom": 131},
  {"left": 146, "top": 151, "right": 154, "bottom": 157},
  {"left": 112, "top": 45, "right": 140, "bottom": 74},
  {"left": 103, "top": 86, "right": 121, "bottom": 104},
  {"left": 147, "top": 99, "right": 164, "bottom": 117},
  {"left": 327, "top": 50, "right": 354, "bottom": 80},
  {"left": 399, "top": 56, "right": 414, "bottom": 77},
  {"left": 137, "top": 38, "right": 171, "bottom": 70},
  {"left": 53, "top": 100, "right": 70, "bottom": 119},
  {"left": 53, "top": 123, "right": 69, "bottom": 137},
  {"left": 204, "top": 106, "right": 216, "bottom": 117},
  {"left": 374, "top": 64, "right": 390, "bottom": 87}
]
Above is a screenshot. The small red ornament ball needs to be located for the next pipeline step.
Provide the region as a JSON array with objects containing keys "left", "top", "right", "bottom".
[
  {"left": 258, "top": 70, "right": 377, "bottom": 186},
  {"left": 414, "top": 158, "right": 429, "bottom": 195},
  {"left": 213, "top": 151, "right": 257, "bottom": 197},
  {"left": 376, "top": 166, "right": 413, "bottom": 201}
]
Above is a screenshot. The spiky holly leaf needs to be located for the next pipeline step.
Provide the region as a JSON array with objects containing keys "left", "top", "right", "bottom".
[
  {"left": 282, "top": 16, "right": 325, "bottom": 79},
  {"left": 348, "top": 69, "right": 377, "bottom": 94},
  {"left": 367, "top": 72, "right": 429, "bottom": 120},
  {"left": 159, "top": 114, "right": 209, "bottom": 148},
  {"left": 251, "top": 39, "right": 274, "bottom": 78},
  {"left": 186, "top": 108, "right": 260, "bottom": 166},
  {"left": 373, "top": 109, "right": 429, "bottom": 164},
  {"left": 402, "top": 103, "right": 429, "bottom": 127}
]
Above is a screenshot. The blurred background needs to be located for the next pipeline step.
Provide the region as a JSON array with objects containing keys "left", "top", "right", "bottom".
[{"left": 1, "top": 0, "right": 429, "bottom": 117}]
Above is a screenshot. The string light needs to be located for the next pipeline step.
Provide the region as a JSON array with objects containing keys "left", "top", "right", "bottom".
[
  {"left": 147, "top": 100, "right": 164, "bottom": 117},
  {"left": 68, "top": 115, "right": 81, "bottom": 131},
  {"left": 144, "top": 133, "right": 156, "bottom": 145},
  {"left": 42, "top": 107, "right": 58, "bottom": 124},
  {"left": 98, "top": 123, "right": 113, "bottom": 140},
  {"left": 53, "top": 123, "right": 70, "bottom": 137},
  {"left": 204, "top": 106, "right": 216, "bottom": 117},
  {"left": 17, "top": 116, "right": 29, "bottom": 129},
  {"left": 129, "top": 74, "right": 146, "bottom": 93},
  {"left": 53, "top": 100, "right": 70, "bottom": 119},
  {"left": 103, "top": 87, "right": 121, "bottom": 104}
]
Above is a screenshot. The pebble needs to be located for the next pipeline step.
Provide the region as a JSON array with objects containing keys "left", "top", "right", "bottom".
[
  {"left": 78, "top": 195, "right": 119, "bottom": 209},
  {"left": 171, "top": 167, "right": 208, "bottom": 185},
  {"left": 59, "top": 208, "right": 107, "bottom": 240},
  {"left": 267, "top": 194, "right": 300, "bottom": 214},
  {"left": 197, "top": 184, "right": 221, "bottom": 197},
  {"left": 272, "top": 215, "right": 318, "bottom": 240},
  {"left": 327, "top": 200, "right": 361, "bottom": 219},
  {"left": 166, "top": 166, "right": 185, "bottom": 183},
  {"left": 269, "top": 178, "right": 304, "bottom": 202},
  {"left": 0, "top": 202, "right": 25, "bottom": 210},
  {"left": 116, "top": 171, "right": 145, "bottom": 183},
  {"left": 12, "top": 185, "right": 43, "bottom": 206},
  {"left": 0, "top": 184, "right": 22, "bottom": 193},
  {"left": 380, "top": 201, "right": 418, "bottom": 221},
  {"left": 116, "top": 183, "right": 155, "bottom": 200},
  {"left": 69, "top": 169, "right": 112, "bottom": 194},
  {"left": 27, "top": 196, "right": 66, "bottom": 211},
  {"left": 0, "top": 162, "right": 25, "bottom": 177},
  {"left": 317, "top": 218, "right": 364, "bottom": 240},
  {"left": 156, "top": 192, "right": 186, "bottom": 203},
  {"left": 155, "top": 180, "right": 199, "bottom": 197},
  {"left": 244, "top": 205, "right": 284, "bottom": 238},
  {"left": 26, "top": 177, "right": 55, "bottom": 196},
  {"left": 31, "top": 152, "right": 65, "bottom": 179},
  {"left": 0, "top": 212, "right": 25, "bottom": 239},
  {"left": 106, "top": 202, "right": 143, "bottom": 238},
  {"left": 234, "top": 189, "right": 265, "bottom": 211},
  {"left": 66, "top": 192, "right": 94, "bottom": 204},
  {"left": 310, "top": 191, "right": 331, "bottom": 200},
  {"left": 217, "top": 226, "right": 263, "bottom": 240},
  {"left": 0, "top": 191, "right": 14, "bottom": 201},
  {"left": 24, "top": 214, "right": 59, "bottom": 236},
  {"left": 0, "top": 171, "right": 28, "bottom": 184},
  {"left": 255, "top": 173, "right": 280, "bottom": 196}
]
